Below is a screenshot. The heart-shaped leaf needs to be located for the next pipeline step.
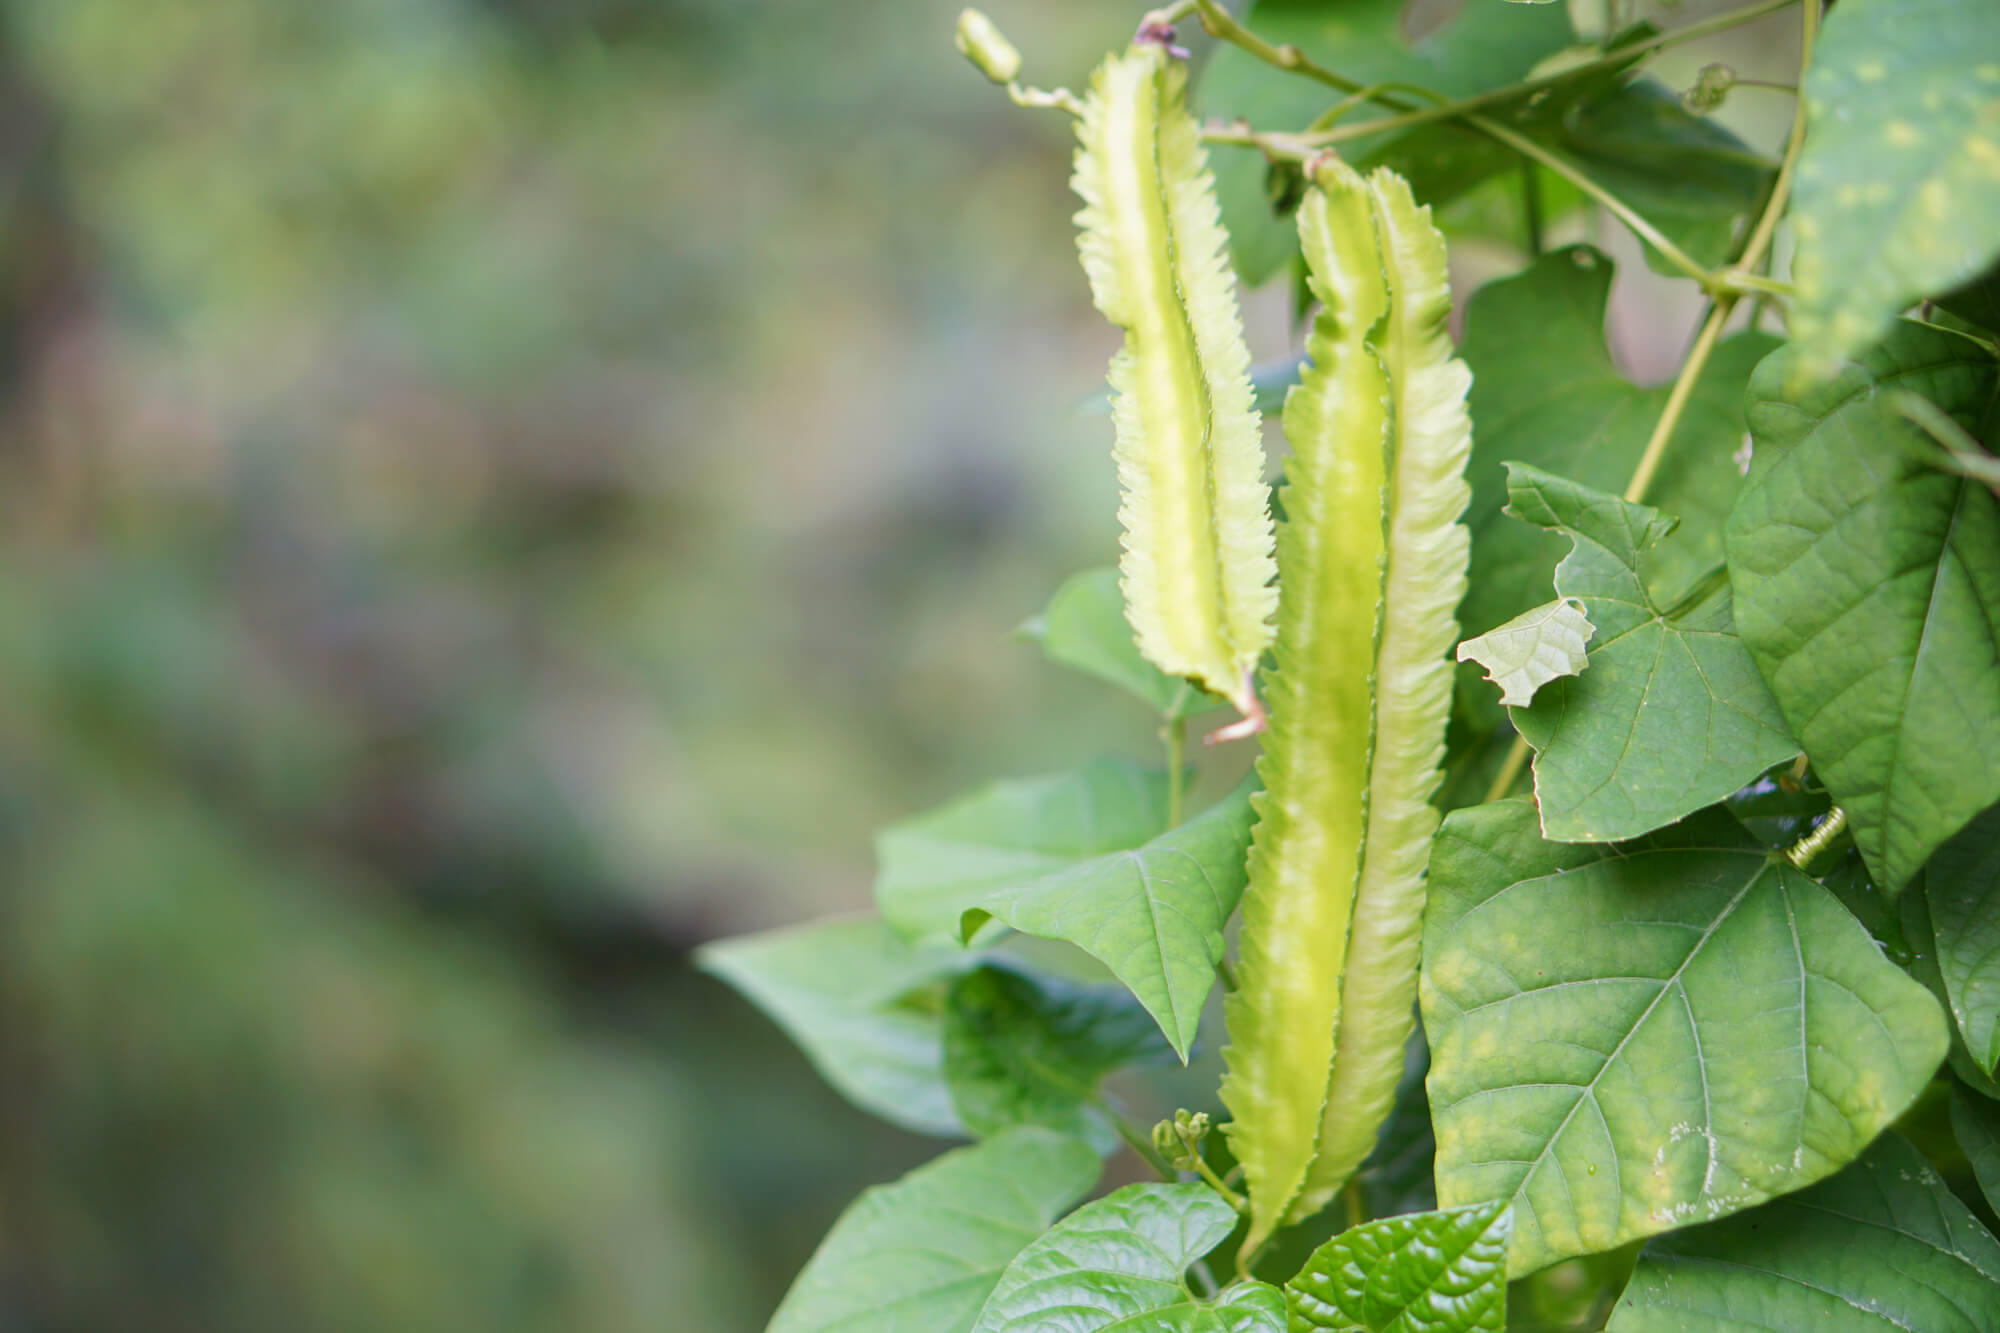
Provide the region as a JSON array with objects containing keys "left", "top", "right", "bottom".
[
  {"left": 1423, "top": 799, "right": 1948, "bottom": 1277},
  {"left": 1287, "top": 1200, "right": 1510, "bottom": 1333},
  {"left": 972, "top": 1182, "right": 1281, "bottom": 1333},
  {"left": 1022, "top": 568, "right": 1222, "bottom": 719},
  {"left": 1456, "top": 248, "right": 1776, "bottom": 727},
  {"left": 770, "top": 1128, "right": 1100, "bottom": 1333},
  {"left": 1607, "top": 1133, "right": 2000, "bottom": 1331},
  {"left": 1729, "top": 324, "right": 2000, "bottom": 894},
  {"left": 697, "top": 915, "right": 972, "bottom": 1136},
  {"left": 1788, "top": 0, "right": 2000, "bottom": 375},
  {"left": 943, "top": 964, "right": 1169, "bottom": 1141},
  {"left": 877, "top": 758, "right": 1256, "bottom": 1059},
  {"left": 1500, "top": 465, "right": 1797, "bottom": 842}
]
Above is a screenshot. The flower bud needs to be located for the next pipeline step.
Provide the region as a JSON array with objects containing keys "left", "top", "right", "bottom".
[{"left": 956, "top": 9, "right": 1022, "bottom": 85}]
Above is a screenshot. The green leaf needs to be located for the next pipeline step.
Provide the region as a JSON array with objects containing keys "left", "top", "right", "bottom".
[
  {"left": 878, "top": 757, "right": 1169, "bottom": 945},
  {"left": 1954, "top": 1086, "right": 2000, "bottom": 1218},
  {"left": 1929, "top": 803, "right": 2000, "bottom": 1075},
  {"left": 1729, "top": 323, "right": 2000, "bottom": 894},
  {"left": 971, "top": 1182, "right": 1283, "bottom": 1333},
  {"left": 1423, "top": 798, "right": 1949, "bottom": 1277},
  {"left": 1554, "top": 79, "right": 1774, "bottom": 276},
  {"left": 943, "top": 964, "right": 1169, "bottom": 1140},
  {"left": 1022, "top": 568, "right": 1222, "bottom": 719},
  {"left": 1499, "top": 465, "right": 1797, "bottom": 842},
  {"left": 1198, "top": 0, "right": 1574, "bottom": 285},
  {"left": 1898, "top": 883, "right": 2000, "bottom": 1102},
  {"left": 696, "top": 915, "right": 970, "bottom": 1137},
  {"left": 1455, "top": 598, "right": 1593, "bottom": 708},
  {"left": 769, "top": 1127, "right": 1101, "bottom": 1333},
  {"left": 1287, "top": 1200, "right": 1511, "bottom": 1333},
  {"left": 877, "top": 758, "right": 1256, "bottom": 1060},
  {"left": 1456, "top": 248, "right": 1777, "bottom": 724},
  {"left": 1789, "top": 0, "right": 2000, "bottom": 376},
  {"left": 1606, "top": 1133, "right": 2000, "bottom": 1332}
]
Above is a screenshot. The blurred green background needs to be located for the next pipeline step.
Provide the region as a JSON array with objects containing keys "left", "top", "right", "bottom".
[
  {"left": 0, "top": 1, "right": 1165, "bottom": 1328},
  {"left": 0, "top": 1, "right": 1796, "bottom": 1328}
]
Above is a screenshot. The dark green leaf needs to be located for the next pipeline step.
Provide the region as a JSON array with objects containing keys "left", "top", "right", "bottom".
[
  {"left": 1929, "top": 803, "right": 2000, "bottom": 1075},
  {"left": 1457, "top": 248, "right": 1776, "bottom": 730},
  {"left": 769, "top": 1127, "right": 1101, "bottom": 1333},
  {"left": 1423, "top": 799, "right": 1949, "bottom": 1277},
  {"left": 1197, "top": 0, "right": 1575, "bottom": 285},
  {"left": 1607, "top": 1134, "right": 2000, "bottom": 1332},
  {"left": 1358, "top": 1023, "right": 1439, "bottom": 1222},
  {"left": 1555, "top": 79, "right": 1774, "bottom": 276},
  {"left": 1499, "top": 465, "right": 1797, "bottom": 842},
  {"left": 1287, "top": 1200, "right": 1510, "bottom": 1333},
  {"left": 1898, "top": 884, "right": 2000, "bottom": 1101},
  {"left": 1935, "top": 260, "right": 2000, "bottom": 338},
  {"left": 1789, "top": 0, "right": 2000, "bottom": 374},
  {"left": 1729, "top": 324, "right": 2000, "bottom": 894},
  {"left": 943, "top": 964, "right": 1169, "bottom": 1140},
  {"left": 1955, "top": 1087, "right": 2000, "bottom": 1218},
  {"left": 1022, "top": 569, "right": 1222, "bottom": 719},
  {"left": 697, "top": 915, "right": 971, "bottom": 1136},
  {"left": 971, "top": 1182, "right": 1282, "bottom": 1333},
  {"left": 877, "top": 759, "right": 1256, "bottom": 1059}
]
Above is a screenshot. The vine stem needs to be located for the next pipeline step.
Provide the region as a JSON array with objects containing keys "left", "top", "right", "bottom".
[
  {"left": 1290, "top": 0, "right": 1801, "bottom": 145},
  {"left": 1465, "top": 113, "right": 1713, "bottom": 288},
  {"left": 1193, "top": 0, "right": 1721, "bottom": 288},
  {"left": 1164, "top": 715, "right": 1187, "bottom": 828},
  {"left": 1485, "top": 0, "right": 1821, "bottom": 805}
]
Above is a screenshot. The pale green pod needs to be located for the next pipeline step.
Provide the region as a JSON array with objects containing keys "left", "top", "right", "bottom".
[
  {"left": 1071, "top": 44, "right": 1277, "bottom": 713},
  {"left": 1293, "top": 168, "right": 1473, "bottom": 1220},
  {"left": 1220, "top": 163, "right": 1472, "bottom": 1252},
  {"left": 1220, "top": 160, "right": 1390, "bottom": 1256}
]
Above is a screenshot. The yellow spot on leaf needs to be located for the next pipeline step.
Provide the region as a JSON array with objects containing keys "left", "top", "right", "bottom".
[
  {"left": 1885, "top": 121, "right": 1921, "bottom": 147},
  {"left": 1854, "top": 60, "right": 1886, "bottom": 83}
]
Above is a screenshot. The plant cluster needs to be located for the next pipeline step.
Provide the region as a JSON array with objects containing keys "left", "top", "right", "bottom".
[{"left": 709, "top": 0, "right": 2000, "bottom": 1327}]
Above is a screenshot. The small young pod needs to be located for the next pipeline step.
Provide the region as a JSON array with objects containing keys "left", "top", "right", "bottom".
[
  {"left": 1071, "top": 43, "right": 1276, "bottom": 713},
  {"left": 1221, "top": 160, "right": 1472, "bottom": 1253}
]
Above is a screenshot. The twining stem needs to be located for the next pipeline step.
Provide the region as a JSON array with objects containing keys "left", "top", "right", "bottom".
[
  {"left": 1623, "top": 300, "right": 1734, "bottom": 504},
  {"left": 1485, "top": 0, "right": 1821, "bottom": 804},
  {"left": 1164, "top": 714, "right": 1188, "bottom": 828},
  {"left": 1784, "top": 805, "right": 1848, "bottom": 870},
  {"left": 1467, "top": 113, "right": 1713, "bottom": 287},
  {"left": 1188, "top": 1151, "right": 1249, "bottom": 1212},
  {"left": 1193, "top": 0, "right": 1718, "bottom": 287},
  {"left": 1293, "top": 0, "right": 1802, "bottom": 148},
  {"left": 1483, "top": 735, "right": 1533, "bottom": 805},
  {"left": 1194, "top": 0, "right": 1372, "bottom": 99}
]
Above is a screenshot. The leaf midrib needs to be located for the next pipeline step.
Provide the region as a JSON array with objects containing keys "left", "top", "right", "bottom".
[{"left": 1483, "top": 854, "right": 1773, "bottom": 1231}]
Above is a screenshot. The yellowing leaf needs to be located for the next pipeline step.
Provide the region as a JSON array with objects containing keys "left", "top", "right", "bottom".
[
  {"left": 1456, "top": 599, "right": 1594, "bottom": 708},
  {"left": 1072, "top": 44, "right": 1277, "bottom": 712}
]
